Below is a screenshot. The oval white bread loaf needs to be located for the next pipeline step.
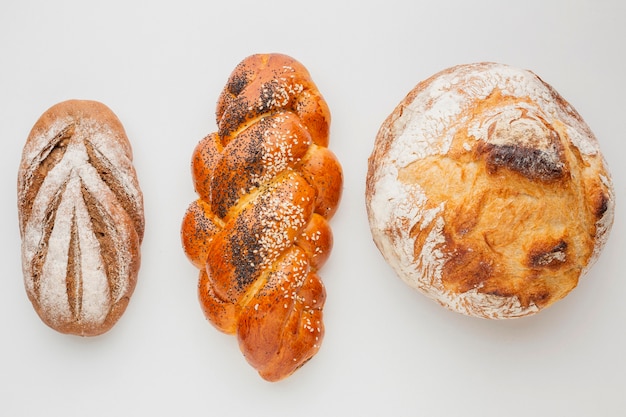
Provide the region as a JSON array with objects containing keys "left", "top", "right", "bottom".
[
  {"left": 18, "top": 100, "right": 144, "bottom": 336},
  {"left": 181, "top": 54, "right": 342, "bottom": 381},
  {"left": 366, "top": 63, "right": 614, "bottom": 319}
]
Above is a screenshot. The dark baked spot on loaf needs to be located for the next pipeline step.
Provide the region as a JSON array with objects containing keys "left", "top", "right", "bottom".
[
  {"left": 442, "top": 243, "right": 493, "bottom": 293},
  {"left": 478, "top": 142, "right": 565, "bottom": 181},
  {"left": 528, "top": 240, "right": 568, "bottom": 268},
  {"left": 84, "top": 139, "right": 144, "bottom": 241},
  {"left": 528, "top": 290, "right": 551, "bottom": 305},
  {"left": 593, "top": 190, "right": 609, "bottom": 219},
  {"left": 477, "top": 110, "right": 568, "bottom": 182}
]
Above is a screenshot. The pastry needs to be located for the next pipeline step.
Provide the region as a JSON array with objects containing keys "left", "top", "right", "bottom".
[
  {"left": 18, "top": 100, "right": 144, "bottom": 335},
  {"left": 181, "top": 54, "right": 342, "bottom": 380},
  {"left": 366, "top": 63, "right": 614, "bottom": 319}
]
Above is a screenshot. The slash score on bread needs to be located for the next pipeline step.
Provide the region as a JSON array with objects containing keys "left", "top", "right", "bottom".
[{"left": 18, "top": 100, "right": 144, "bottom": 336}]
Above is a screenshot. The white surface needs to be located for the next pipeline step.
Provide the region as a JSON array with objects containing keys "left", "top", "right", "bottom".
[{"left": 1, "top": 1, "right": 624, "bottom": 416}]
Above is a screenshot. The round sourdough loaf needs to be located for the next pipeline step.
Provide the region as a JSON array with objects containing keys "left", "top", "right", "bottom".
[
  {"left": 366, "top": 63, "right": 614, "bottom": 319},
  {"left": 18, "top": 100, "right": 144, "bottom": 336}
]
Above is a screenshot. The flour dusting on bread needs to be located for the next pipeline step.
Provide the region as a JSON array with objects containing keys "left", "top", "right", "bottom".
[
  {"left": 18, "top": 100, "right": 144, "bottom": 336},
  {"left": 367, "top": 63, "right": 614, "bottom": 319}
]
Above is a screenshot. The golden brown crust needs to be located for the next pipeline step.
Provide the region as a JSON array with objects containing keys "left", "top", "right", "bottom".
[
  {"left": 181, "top": 54, "right": 342, "bottom": 380},
  {"left": 366, "top": 63, "right": 614, "bottom": 319},
  {"left": 18, "top": 100, "right": 144, "bottom": 335}
]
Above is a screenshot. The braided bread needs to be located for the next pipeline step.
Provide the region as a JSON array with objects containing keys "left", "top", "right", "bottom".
[
  {"left": 18, "top": 100, "right": 144, "bottom": 336},
  {"left": 181, "top": 54, "right": 342, "bottom": 381}
]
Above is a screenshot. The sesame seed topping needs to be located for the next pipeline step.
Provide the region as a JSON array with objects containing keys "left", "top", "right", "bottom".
[{"left": 186, "top": 54, "right": 340, "bottom": 379}]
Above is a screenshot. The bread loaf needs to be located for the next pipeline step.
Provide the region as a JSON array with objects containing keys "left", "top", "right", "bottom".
[
  {"left": 181, "top": 54, "right": 342, "bottom": 381},
  {"left": 366, "top": 63, "right": 614, "bottom": 319},
  {"left": 18, "top": 100, "right": 144, "bottom": 336}
]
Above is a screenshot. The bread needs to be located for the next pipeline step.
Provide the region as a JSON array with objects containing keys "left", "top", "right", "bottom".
[
  {"left": 181, "top": 54, "right": 342, "bottom": 381},
  {"left": 18, "top": 100, "right": 144, "bottom": 336},
  {"left": 366, "top": 63, "right": 615, "bottom": 319}
]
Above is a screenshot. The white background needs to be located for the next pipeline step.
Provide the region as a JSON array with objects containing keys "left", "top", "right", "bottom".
[{"left": 1, "top": 1, "right": 624, "bottom": 416}]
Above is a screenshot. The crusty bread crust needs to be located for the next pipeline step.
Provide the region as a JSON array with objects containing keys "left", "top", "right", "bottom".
[
  {"left": 366, "top": 63, "right": 614, "bottom": 319},
  {"left": 18, "top": 100, "right": 144, "bottom": 336},
  {"left": 181, "top": 54, "right": 342, "bottom": 381}
]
